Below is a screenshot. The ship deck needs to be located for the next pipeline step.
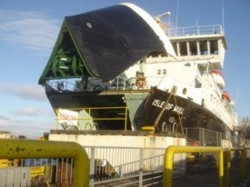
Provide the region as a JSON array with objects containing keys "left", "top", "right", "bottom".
[{"left": 48, "top": 129, "right": 185, "bottom": 138}]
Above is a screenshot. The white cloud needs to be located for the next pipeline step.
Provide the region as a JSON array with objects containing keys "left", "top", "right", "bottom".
[
  {"left": 0, "top": 9, "right": 60, "bottom": 54},
  {"left": 0, "top": 83, "right": 47, "bottom": 101},
  {"left": 12, "top": 106, "right": 55, "bottom": 117},
  {"left": 13, "top": 107, "right": 43, "bottom": 117},
  {"left": 0, "top": 115, "right": 10, "bottom": 124},
  {"left": 0, "top": 115, "right": 53, "bottom": 139}
]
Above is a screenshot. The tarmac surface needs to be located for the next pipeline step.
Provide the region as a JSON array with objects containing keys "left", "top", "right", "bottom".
[
  {"left": 152, "top": 158, "right": 250, "bottom": 187},
  {"left": 171, "top": 159, "right": 250, "bottom": 187}
]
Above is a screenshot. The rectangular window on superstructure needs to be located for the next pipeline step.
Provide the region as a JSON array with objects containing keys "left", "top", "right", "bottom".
[
  {"left": 157, "top": 69, "right": 161, "bottom": 75},
  {"left": 163, "top": 69, "right": 167, "bottom": 75},
  {"left": 189, "top": 41, "right": 197, "bottom": 55},
  {"left": 210, "top": 40, "right": 219, "bottom": 54},
  {"left": 179, "top": 42, "right": 187, "bottom": 56},
  {"left": 200, "top": 40, "right": 208, "bottom": 55}
]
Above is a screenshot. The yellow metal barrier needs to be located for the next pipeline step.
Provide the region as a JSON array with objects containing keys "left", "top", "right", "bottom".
[
  {"left": 0, "top": 159, "right": 13, "bottom": 168},
  {"left": 241, "top": 148, "right": 247, "bottom": 181},
  {"left": 164, "top": 145, "right": 224, "bottom": 187},
  {"left": 0, "top": 139, "right": 89, "bottom": 186},
  {"left": 224, "top": 148, "right": 248, "bottom": 186},
  {"left": 224, "top": 148, "right": 231, "bottom": 187}
]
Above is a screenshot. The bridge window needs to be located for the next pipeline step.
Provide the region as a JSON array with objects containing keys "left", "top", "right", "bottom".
[
  {"left": 210, "top": 40, "right": 219, "bottom": 54},
  {"left": 200, "top": 41, "right": 208, "bottom": 55},
  {"left": 179, "top": 42, "right": 187, "bottom": 56},
  {"left": 189, "top": 41, "right": 197, "bottom": 55}
]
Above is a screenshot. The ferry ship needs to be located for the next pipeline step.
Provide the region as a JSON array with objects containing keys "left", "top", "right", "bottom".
[{"left": 39, "top": 3, "right": 237, "bottom": 147}]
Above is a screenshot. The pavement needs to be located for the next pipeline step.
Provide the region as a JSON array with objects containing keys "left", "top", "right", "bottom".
[{"left": 171, "top": 159, "right": 250, "bottom": 187}]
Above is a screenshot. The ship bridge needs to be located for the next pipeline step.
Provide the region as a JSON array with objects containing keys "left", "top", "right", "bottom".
[{"left": 167, "top": 25, "right": 226, "bottom": 71}]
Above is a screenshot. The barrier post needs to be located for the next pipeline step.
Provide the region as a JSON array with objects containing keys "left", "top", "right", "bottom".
[
  {"left": 219, "top": 149, "right": 224, "bottom": 187},
  {"left": 0, "top": 139, "right": 89, "bottom": 186},
  {"left": 164, "top": 146, "right": 224, "bottom": 187},
  {"left": 241, "top": 148, "right": 247, "bottom": 181},
  {"left": 224, "top": 148, "right": 231, "bottom": 187}
]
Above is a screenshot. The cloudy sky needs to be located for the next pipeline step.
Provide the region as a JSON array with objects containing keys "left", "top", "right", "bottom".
[{"left": 0, "top": 0, "right": 249, "bottom": 138}]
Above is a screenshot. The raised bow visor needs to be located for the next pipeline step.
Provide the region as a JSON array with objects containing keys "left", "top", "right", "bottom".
[{"left": 38, "top": 3, "right": 175, "bottom": 84}]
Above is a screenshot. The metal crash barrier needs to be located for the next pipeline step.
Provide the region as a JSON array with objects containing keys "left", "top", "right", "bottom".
[
  {"left": 224, "top": 148, "right": 248, "bottom": 187},
  {"left": 0, "top": 139, "right": 89, "bottom": 186},
  {"left": 164, "top": 145, "right": 224, "bottom": 187}
]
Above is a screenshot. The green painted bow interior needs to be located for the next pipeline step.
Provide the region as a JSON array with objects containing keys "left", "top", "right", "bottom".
[{"left": 38, "top": 21, "right": 93, "bottom": 84}]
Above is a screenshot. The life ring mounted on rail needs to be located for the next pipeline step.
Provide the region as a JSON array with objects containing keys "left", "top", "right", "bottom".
[{"left": 136, "top": 77, "right": 146, "bottom": 89}]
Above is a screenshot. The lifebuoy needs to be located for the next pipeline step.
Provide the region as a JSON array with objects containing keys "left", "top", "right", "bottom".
[{"left": 136, "top": 78, "right": 146, "bottom": 89}]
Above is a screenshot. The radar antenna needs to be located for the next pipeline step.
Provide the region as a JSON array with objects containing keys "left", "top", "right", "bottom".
[
  {"left": 154, "top": 11, "right": 171, "bottom": 19},
  {"left": 154, "top": 11, "right": 171, "bottom": 33}
]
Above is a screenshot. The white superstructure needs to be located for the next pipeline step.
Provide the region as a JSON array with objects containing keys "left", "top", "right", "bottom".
[{"left": 122, "top": 24, "right": 237, "bottom": 131}]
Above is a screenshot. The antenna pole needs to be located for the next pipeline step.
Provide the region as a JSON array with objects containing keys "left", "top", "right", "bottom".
[
  {"left": 221, "top": 0, "right": 225, "bottom": 32},
  {"left": 175, "top": 0, "right": 179, "bottom": 28}
]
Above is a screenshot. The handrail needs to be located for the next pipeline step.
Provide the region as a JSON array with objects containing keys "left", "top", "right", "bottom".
[
  {"left": 167, "top": 24, "right": 223, "bottom": 37},
  {"left": 0, "top": 139, "right": 89, "bottom": 186},
  {"left": 164, "top": 145, "right": 224, "bottom": 187},
  {"left": 241, "top": 148, "right": 248, "bottom": 180},
  {"left": 224, "top": 148, "right": 248, "bottom": 186},
  {"left": 225, "top": 148, "right": 250, "bottom": 183}
]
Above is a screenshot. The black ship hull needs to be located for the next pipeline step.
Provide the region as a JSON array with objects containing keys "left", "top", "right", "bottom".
[{"left": 142, "top": 88, "right": 230, "bottom": 134}]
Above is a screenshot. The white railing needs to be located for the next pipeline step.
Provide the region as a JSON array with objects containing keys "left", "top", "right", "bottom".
[
  {"left": 0, "top": 144, "right": 184, "bottom": 187},
  {"left": 84, "top": 146, "right": 186, "bottom": 186},
  {"left": 167, "top": 24, "right": 224, "bottom": 37},
  {"left": 46, "top": 75, "right": 163, "bottom": 93}
]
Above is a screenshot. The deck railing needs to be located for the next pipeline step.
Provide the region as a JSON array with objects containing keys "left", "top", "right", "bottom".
[{"left": 167, "top": 24, "right": 224, "bottom": 37}]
